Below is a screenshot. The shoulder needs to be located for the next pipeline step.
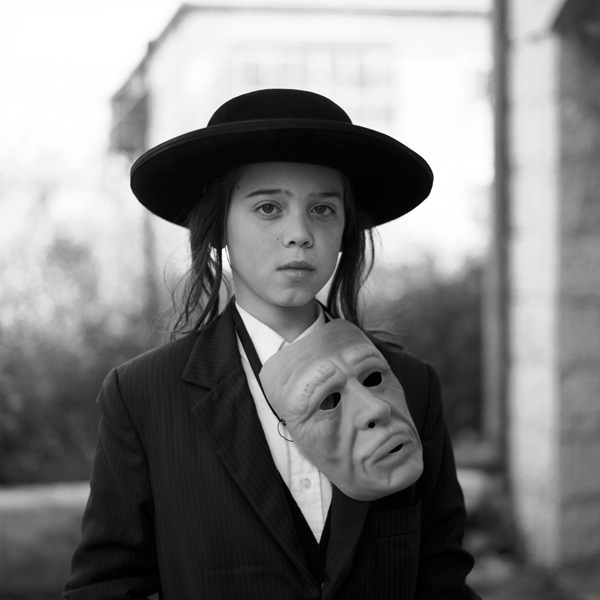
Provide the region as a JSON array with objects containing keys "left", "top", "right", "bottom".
[
  {"left": 109, "top": 305, "right": 239, "bottom": 393},
  {"left": 115, "top": 333, "right": 200, "bottom": 380},
  {"left": 96, "top": 334, "right": 201, "bottom": 407}
]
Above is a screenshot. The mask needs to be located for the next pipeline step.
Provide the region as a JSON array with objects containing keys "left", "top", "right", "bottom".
[{"left": 260, "top": 319, "right": 423, "bottom": 501}]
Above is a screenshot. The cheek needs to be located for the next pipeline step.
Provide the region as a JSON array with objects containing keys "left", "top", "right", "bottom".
[
  {"left": 327, "top": 227, "right": 345, "bottom": 255},
  {"left": 225, "top": 222, "right": 242, "bottom": 258},
  {"left": 316, "top": 218, "right": 344, "bottom": 247},
  {"left": 227, "top": 231, "right": 268, "bottom": 270},
  {"left": 382, "top": 387, "right": 411, "bottom": 423},
  {"left": 319, "top": 418, "right": 341, "bottom": 454},
  {"left": 317, "top": 413, "right": 358, "bottom": 465},
  {"left": 226, "top": 211, "right": 269, "bottom": 257},
  {"left": 295, "top": 414, "right": 342, "bottom": 454}
]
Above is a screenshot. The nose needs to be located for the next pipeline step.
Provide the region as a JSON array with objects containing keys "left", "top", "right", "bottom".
[
  {"left": 282, "top": 212, "right": 313, "bottom": 248},
  {"left": 354, "top": 390, "right": 392, "bottom": 431}
]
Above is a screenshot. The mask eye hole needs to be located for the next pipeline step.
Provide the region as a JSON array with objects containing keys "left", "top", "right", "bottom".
[
  {"left": 362, "top": 371, "right": 383, "bottom": 388},
  {"left": 319, "top": 392, "right": 341, "bottom": 411}
]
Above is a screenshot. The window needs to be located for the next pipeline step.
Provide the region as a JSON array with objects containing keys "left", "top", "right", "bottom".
[{"left": 228, "top": 42, "right": 395, "bottom": 129}]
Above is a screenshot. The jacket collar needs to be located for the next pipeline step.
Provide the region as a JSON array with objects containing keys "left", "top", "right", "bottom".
[{"left": 181, "top": 301, "right": 241, "bottom": 389}]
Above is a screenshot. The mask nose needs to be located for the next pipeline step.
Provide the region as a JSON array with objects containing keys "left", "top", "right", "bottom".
[{"left": 354, "top": 389, "right": 392, "bottom": 430}]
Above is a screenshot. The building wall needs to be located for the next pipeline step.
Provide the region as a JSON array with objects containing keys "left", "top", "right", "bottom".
[
  {"left": 144, "top": 5, "right": 491, "bottom": 176},
  {"left": 507, "top": 0, "right": 600, "bottom": 567},
  {"left": 133, "top": 2, "right": 492, "bottom": 273},
  {"left": 556, "top": 18, "right": 600, "bottom": 563},
  {"left": 507, "top": 0, "right": 562, "bottom": 566}
]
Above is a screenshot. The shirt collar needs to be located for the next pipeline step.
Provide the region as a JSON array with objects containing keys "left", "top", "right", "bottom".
[{"left": 235, "top": 302, "right": 326, "bottom": 365}]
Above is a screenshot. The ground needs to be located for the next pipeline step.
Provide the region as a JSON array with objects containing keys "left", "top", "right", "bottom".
[{"left": 460, "top": 468, "right": 599, "bottom": 600}]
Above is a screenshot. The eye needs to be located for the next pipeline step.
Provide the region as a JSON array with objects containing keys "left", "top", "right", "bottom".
[
  {"left": 311, "top": 204, "right": 335, "bottom": 217},
  {"left": 319, "top": 392, "right": 341, "bottom": 411},
  {"left": 362, "top": 371, "right": 383, "bottom": 388},
  {"left": 256, "top": 203, "right": 280, "bottom": 217}
]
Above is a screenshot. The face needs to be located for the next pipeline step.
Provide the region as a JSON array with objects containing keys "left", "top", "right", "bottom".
[
  {"left": 260, "top": 319, "right": 423, "bottom": 501},
  {"left": 226, "top": 162, "right": 345, "bottom": 324}
]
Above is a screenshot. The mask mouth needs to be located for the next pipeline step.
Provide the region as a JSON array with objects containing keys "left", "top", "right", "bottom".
[{"left": 388, "top": 443, "right": 404, "bottom": 454}]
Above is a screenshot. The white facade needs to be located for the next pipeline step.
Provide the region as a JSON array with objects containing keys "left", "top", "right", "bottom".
[
  {"left": 113, "top": 1, "right": 493, "bottom": 274},
  {"left": 507, "top": 0, "right": 600, "bottom": 567}
]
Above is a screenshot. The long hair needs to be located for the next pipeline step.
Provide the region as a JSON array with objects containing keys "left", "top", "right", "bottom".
[
  {"left": 170, "top": 166, "right": 374, "bottom": 337},
  {"left": 325, "top": 181, "right": 374, "bottom": 325}
]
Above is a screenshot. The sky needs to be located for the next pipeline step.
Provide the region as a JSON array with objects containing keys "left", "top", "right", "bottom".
[
  {"left": 0, "top": 0, "right": 182, "bottom": 170},
  {"left": 0, "top": 0, "right": 492, "bottom": 271}
]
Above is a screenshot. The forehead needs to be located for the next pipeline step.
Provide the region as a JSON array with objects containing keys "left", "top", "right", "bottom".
[
  {"left": 261, "top": 320, "right": 384, "bottom": 386},
  {"left": 302, "top": 337, "right": 382, "bottom": 370}
]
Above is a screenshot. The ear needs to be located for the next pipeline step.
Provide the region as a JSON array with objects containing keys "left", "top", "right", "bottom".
[
  {"left": 223, "top": 244, "right": 232, "bottom": 267},
  {"left": 216, "top": 225, "right": 227, "bottom": 250}
]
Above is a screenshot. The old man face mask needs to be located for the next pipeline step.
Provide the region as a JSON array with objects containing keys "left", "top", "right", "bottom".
[{"left": 260, "top": 319, "right": 423, "bottom": 501}]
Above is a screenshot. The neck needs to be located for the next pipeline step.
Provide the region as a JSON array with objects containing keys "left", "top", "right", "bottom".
[{"left": 237, "top": 299, "right": 318, "bottom": 342}]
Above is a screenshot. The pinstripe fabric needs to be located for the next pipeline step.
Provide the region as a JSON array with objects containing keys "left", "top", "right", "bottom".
[{"left": 64, "top": 302, "right": 481, "bottom": 600}]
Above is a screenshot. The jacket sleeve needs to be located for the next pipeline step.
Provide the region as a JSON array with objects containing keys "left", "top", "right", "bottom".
[
  {"left": 415, "top": 363, "right": 481, "bottom": 600},
  {"left": 64, "top": 368, "right": 160, "bottom": 600}
]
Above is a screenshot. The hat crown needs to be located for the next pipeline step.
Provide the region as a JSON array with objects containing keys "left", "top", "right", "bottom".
[
  {"left": 132, "top": 88, "right": 433, "bottom": 227},
  {"left": 207, "top": 88, "right": 352, "bottom": 127}
]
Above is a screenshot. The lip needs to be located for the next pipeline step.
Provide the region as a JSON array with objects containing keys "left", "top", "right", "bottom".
[
  {"left": 374, "top": 432, "right": 410, "bottom": 462},
  {"left": 277, "top": 261, "right": 315, "bottom": 271},
  {"left": 388, "top": 443, "right": 404, "bottom": 454}
]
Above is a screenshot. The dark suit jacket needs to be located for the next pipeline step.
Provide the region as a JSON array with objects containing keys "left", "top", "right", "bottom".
[{"left": 65, "top": 302, "right": 480, "bottom": 600}]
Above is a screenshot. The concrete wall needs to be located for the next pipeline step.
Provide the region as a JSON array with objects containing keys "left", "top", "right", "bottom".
[
  {"left": 507, "top": 0, "right": 563, "bottom": 566},
  {"left": 506, "top": 0, "right": 600, "bottom": 567},
  {"left": 556, "top": 18, "right": 600, "bottom": 564}
]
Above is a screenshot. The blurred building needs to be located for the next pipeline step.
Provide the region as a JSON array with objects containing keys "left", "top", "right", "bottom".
[
  {"left": 110, "top": 0, "right": 493, "bottom": 275},
  {"left": 497, "top": 0, "right": 600, "bottom": 576}
]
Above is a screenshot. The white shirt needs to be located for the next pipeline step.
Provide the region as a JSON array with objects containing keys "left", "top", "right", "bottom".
[{"left": 235, "top": 303, "right": 332, "bottom": 541}]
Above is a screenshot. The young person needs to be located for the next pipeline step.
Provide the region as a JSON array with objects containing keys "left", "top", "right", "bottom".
[{"left": 65, "top": 89, "right": 481, "bottom": 599}]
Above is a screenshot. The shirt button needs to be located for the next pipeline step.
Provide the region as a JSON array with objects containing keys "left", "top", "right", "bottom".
[{"left": 301, "top": 477, "right": 312, "bottom": 489}]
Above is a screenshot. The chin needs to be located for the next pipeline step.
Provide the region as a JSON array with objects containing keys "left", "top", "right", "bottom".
[{"left": 276, "top": 295, "right": 318, "bottom": 309}]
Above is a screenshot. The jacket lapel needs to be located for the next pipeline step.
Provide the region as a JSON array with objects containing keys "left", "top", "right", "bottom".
[
  {"left": 183, "top": 303, "right": 315, "bottom": 583},
  {"left": 322, "top": 487, "right": 370, "bottom": 599}
]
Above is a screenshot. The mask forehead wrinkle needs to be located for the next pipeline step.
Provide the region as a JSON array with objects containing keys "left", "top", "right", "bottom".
[
  {"left": 261, "top": 340, "right": 318, "bottom": 416},
  {"left": 298, "top": 360, "right": 338, "bottom": 411},
  {"left": 261, "top": 319, "right": 382, "bottom": 419},
  {"left": 343, "top": 343, "right": 385, "bottom": 371}
]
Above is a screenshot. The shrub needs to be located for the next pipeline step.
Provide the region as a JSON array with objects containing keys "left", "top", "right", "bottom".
[
  {"left": 364, "top": 257, "right": 483, "bottom": 441},
  {"left": 0, "top": 235, "right": 157, "bottom": 484}
]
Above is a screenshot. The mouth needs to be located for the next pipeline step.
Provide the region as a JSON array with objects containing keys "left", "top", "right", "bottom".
[
  {"left": 278, "top": 261, "right": 315, "bottom": 271},
  {"left": 379, "top": 431, "right": 409, "bottom": 459},
  {"left": 388, "top": 443, "right": 404, "bottom": 454}
]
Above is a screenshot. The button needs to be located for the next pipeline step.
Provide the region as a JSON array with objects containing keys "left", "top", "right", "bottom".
[{"left": 301, "top": 477, "right": 312, "bottom": 489}]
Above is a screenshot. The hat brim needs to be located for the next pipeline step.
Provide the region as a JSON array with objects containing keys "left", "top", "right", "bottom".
[{"left": 130, "top": 119, "right": 433, "bottom": 227}]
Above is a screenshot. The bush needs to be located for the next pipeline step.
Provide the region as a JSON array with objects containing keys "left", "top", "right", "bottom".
[
  {"left": 0, "top": 234, "right": 158, "bottom": 484},
  {"left": 364, "top": 257, "right": 483, "bottom": 441}
]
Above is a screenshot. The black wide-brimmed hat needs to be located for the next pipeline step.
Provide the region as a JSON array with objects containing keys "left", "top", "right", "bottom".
[{"left": 130, "top": 88, "right": 433, "bottom": 227}]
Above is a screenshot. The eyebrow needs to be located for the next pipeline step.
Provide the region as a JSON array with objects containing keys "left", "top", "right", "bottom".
[
  {"left": 315, "top": 192, "right": 344, "bottom": 202},
  {"left": 298, "top": 362, "right": 336, "bottom": 404},
  {"left": 245, "top": 188, "right": 289, "bottom": 198},
  {"left": 245, "top": 189, "right": 343, "bottom": 200},
  {"left": 345, "top": 345, "right": 383, "bottom": 366}
]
